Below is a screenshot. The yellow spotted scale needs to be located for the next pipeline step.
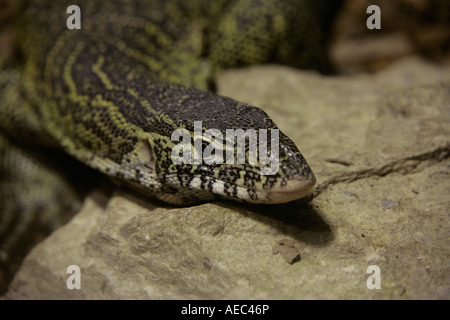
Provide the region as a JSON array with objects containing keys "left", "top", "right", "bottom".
[{"left": 0, "top": 0, "right": 340, "bottom": 272}]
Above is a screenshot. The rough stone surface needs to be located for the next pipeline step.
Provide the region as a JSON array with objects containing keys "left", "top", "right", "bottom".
[{"left": 5, "top": 57, "right": 450, "bottom": 299}]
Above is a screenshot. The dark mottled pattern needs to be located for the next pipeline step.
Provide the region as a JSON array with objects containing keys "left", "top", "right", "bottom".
[{"left": 0, "top": 0, "right": 342, "bottom": 287}]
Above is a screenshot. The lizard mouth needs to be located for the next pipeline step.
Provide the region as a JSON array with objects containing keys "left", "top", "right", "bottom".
[
  {"left": 267, "top": 176, "right": 316, "bottom": 204},
  {"left": 161, "top": 170, "right": 316, "bottom": 205}
]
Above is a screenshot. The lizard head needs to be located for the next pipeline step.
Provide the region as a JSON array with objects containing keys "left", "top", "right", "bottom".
[{"left": 131, "top": 86, "right": 316, "bottom": 205}]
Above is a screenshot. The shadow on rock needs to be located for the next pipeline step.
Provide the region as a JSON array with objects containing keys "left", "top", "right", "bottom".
[{"left": 218, "top": 198, "right": 334, "bottom": 246}]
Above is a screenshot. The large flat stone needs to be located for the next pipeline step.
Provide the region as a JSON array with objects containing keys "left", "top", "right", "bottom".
[{"left": 5, "top": 57, "right": 449, "bottom": 299}]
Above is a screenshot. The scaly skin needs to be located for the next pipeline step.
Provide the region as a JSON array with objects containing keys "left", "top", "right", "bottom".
[{"left": 0, "top": 0, "right": 341, "bottom": 289}]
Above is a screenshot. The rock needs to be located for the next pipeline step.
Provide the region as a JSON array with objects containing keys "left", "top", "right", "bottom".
[
  {"left": 272, "top": 239, "right": 301, "bottom": 264},
  {"left": 5, "top": 57, "right": 450, "bottom": 299}
]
